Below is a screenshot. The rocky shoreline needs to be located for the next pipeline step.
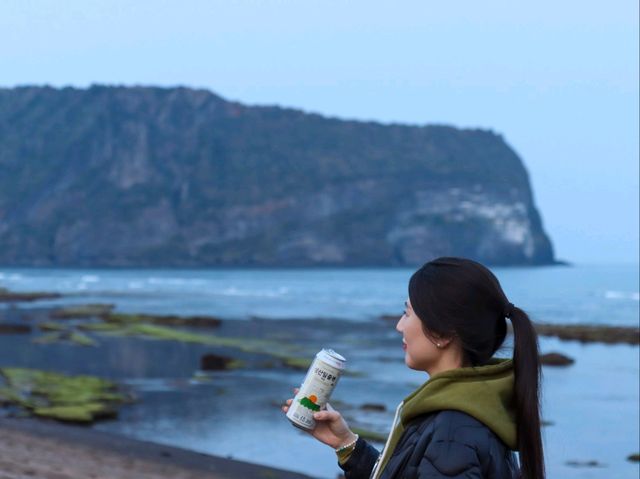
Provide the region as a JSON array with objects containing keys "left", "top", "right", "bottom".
[
  {"left": 1, "top": 286, "right": 638, "bottom": 477},
  {"left": 0, "top": 288, "right": 637, "bottom": 424}
]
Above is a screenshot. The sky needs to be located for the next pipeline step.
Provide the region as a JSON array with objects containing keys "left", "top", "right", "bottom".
[{"left": 1, "top": 0, "right": 638, "bottom": 264}]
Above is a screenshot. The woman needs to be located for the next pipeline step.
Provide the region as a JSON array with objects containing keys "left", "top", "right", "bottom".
[{"left": 282, "top": 257, "right": 545, "bottom": 478}]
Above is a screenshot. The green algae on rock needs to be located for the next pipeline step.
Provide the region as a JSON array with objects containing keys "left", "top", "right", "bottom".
[
  {"left": 0, "top": 367, "right": 130, "bottom": 423},
  {"left": 281, "top": 357, "right": 313, "bottom": 370},
  {"left": 68, "top": 332, "right": 98, "bottom": 346},
  {"left": 109, "top": 321, "right": 291, "bottom": 352},
  {"left": 41, "top": 306, "right": 354, "bottom": 374},
  {"left": 104, "top": 312, "right": 222, "bottom": 328},
  {"left": 77, "top": 321, "right": 130, "bottom": 333},
  {"left": 32, "top": 330, "right": 98, "bottom": 347},
  {"left": 34, "top": 402, "right": 117, "bottom": 422},
  {"left": 87, "top": 320, "right": 365, "bottom": 375},
  {"left": 38, "top": 321, "right": 68, "bottom": 332}
]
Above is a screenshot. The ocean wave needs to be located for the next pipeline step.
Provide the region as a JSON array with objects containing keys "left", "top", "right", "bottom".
[
  {"left": 334, "top": 297, "right": 393, "bottom": 306},
  {"left": 147, "top": 277, "right": 208, "bottom": 286},
  {"left": 217, "top": 286, "right": 290, "bottom": 298},
  {"left": 80, "top": 275, "right": 100, "bottom": 283},
  {"left": 604, "top": 290, "right": 640, "bottom": 301},
  {"left": 0, "top": 272, "right": 23, "bottom": 281}
]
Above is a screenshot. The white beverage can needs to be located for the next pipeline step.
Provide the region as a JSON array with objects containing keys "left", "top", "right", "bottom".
[{"left": 286, "top": 348, "right": 346, "bottom": 430}]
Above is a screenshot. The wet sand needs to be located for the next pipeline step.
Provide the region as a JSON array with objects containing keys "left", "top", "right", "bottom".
[{"left": 0, "top": 418, "right": 315, "bottom": 479}]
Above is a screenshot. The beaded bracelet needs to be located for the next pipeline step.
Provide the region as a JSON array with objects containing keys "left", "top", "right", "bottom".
[{"left": 335, "top": 434, "right": 359, "bottom": 454}]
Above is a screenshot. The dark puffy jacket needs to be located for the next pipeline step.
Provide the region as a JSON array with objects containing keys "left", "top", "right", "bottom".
[{"left": 340, "top": 410, "right": 520, "bottom": 479}]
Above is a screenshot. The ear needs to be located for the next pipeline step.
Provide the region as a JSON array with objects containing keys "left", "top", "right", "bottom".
[{"left": 427, "top": 331, "right": 457, "bottom": 349}]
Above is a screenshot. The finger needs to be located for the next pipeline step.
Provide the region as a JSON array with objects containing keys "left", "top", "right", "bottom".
[
  {"left": 286, "top": 399, "right": 292, "bottom": 405},
  {"left": 281, "top": 405, "right": 288, "bottom": 412},
  {"left": 313, "top": 410, "right": 341, "bottom": 421},
  {"left": 292, "top": 387, "right": 299, "bottom": 394}
]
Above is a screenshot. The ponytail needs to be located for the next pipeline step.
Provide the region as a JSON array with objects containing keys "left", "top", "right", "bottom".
[{"left": 509, "top": 306, "right": 545, "bottom": 479}]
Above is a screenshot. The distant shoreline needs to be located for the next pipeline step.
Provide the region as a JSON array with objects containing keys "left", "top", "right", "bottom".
[{"left": 0, "top": 260, "right": 572, "bottom": 270}]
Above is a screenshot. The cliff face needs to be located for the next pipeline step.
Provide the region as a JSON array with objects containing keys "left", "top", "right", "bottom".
[{"left": 0, "top": 85, "right": 555, "bottom": 267}]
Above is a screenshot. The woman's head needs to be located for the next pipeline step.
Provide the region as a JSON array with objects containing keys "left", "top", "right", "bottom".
[
  {"left": 397, "top": 297, "right": 470, "bottom": 373},
  {"left": 405, "top": 256, "right": 511, "bottom": 367},
  {"left": 402, "top": 256, "right": 545, "bottom": 478}
]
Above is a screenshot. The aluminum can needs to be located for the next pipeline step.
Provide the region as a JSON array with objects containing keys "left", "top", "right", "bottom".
[{"left": 286, "top": 348, "right": 346, "bottom": 430}]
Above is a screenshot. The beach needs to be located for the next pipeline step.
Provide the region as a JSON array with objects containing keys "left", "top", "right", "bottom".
[{"left": 0, "top": 417, "right": 314, "bottom": 479}]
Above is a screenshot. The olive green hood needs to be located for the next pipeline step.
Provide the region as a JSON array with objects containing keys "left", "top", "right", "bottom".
[
  {"left": 372, "top": 357, "right": 517, "bottom": 479},
  {"left": 400, "top": 357, "right": 517, "bottom": 448}
]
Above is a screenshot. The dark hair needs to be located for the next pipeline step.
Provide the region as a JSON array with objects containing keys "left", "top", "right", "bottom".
[{"left": 408, "top": 256, "right": 545, "bottom": 479}]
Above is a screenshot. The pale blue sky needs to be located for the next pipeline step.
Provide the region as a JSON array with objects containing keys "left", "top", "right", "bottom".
[{"left": 1, "top": 0, "right": 638, "bottom": 264}]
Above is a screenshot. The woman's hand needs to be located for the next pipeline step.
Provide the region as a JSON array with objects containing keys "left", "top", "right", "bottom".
[{"left": 282, "top": 388, "right": 357, "bottom": 449}]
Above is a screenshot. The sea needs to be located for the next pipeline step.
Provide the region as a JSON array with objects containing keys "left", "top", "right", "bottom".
[{"left": 0, "top": 263, "right": 638, "bottom": 478}]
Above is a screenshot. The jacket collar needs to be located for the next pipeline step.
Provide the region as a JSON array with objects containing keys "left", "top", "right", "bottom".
[{"left": 400, "top": 357, "right": 517, "bottom": 450}]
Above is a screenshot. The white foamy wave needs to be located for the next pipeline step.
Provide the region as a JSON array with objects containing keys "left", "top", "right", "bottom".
[
  {"left": 147, "top": 277, "right": 207, "bottom": 286},
  {"left": 334, "top": 297, "right": 391, "bottom": 306},
  {"left": 604, "top": 290, "right": 640, "bottom": 301},
  {"left": 80, "top": 275, "right": 100, "bottom": 283},
  {"left": 218, "top": 286, "right": 289, "bottom": 298},
  {"left": 0, "top": 273, "right": 23, "bottom": 282}
]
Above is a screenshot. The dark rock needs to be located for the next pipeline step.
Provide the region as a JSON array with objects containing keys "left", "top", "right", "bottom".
[
  {"left": 200, "top": 354, "right": 237, "bottom": 371},
  {"left": 0, "top": 323, "right": 31, "bottom": 334},
  {"left": 0, "top": 288, "right": 61, "bottom": 303},
  {"left": 540, "top": 352, "right": 575, "bottom": 367},
  {"left": 627, "top": 453, "right": 640, "bottom": 463},
  {"left": 0, "top": 85, "right": 557, "bottom": 267},
  {"left": 149, "top": 315, "right": 222, "bottom": 328},
  {"left": 565, "top": 460, "right": 606, "bottom": 468},
  {"left": 360, "top": 403, "right": 387, "bottom": 412},
  {"left": 51, "top": 304, "right": 115, "bottom": 319}
]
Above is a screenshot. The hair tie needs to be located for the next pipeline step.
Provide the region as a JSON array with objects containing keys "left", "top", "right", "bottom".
[{"left": 504, "top": 302, "right": 515, "bottom": 319}]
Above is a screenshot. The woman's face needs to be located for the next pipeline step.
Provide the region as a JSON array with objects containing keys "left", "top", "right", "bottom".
[{"left": 396, "top": 298, "right": 442, "bottom": 372}]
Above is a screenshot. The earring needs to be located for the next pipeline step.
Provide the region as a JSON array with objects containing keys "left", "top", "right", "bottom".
[{"left": 436, "top": 343, "right": 442, "bottom": 348}]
